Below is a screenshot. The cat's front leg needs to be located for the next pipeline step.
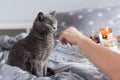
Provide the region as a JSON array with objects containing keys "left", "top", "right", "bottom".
[
  {"left": 34, "top": 61, "right": 44, "bottom": 77},
  {"left": 43, "top": 60, "right": 55, "bottom": 76},
  {"left": 25, "top": 60, "right": 33, "bottom": 74},
  {"left": 43, "top": 60, "right": 48, "bottom": 76}
]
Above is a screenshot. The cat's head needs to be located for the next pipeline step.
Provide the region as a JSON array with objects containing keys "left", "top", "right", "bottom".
[{"left": 33, "top": 11, "right": 57, "bottom": 35}]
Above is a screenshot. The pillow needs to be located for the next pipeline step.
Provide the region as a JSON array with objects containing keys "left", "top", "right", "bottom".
[{"left": 55, "top": 6, "right": 120, "bottom": 40}]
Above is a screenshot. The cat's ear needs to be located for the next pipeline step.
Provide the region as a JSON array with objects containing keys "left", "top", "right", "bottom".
[
  {"left": 50, "top": 11, "right": 56, "bottom": 17},
  {"left": 37, "top": 12, "right": 44, "bottom": 21}
]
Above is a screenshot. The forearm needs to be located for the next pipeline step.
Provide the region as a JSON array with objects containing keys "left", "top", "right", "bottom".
[{"left": 77, "top": 36, "right": 120, "bottom": 80}]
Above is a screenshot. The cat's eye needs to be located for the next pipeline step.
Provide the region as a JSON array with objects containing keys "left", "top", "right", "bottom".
[{"left": 48, "top": 20, "right": 53, "bottom": 25}]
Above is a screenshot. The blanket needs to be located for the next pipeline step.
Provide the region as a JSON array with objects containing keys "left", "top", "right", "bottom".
[{"left": 0, "top": 33, "right": 110, "bottom": 80}]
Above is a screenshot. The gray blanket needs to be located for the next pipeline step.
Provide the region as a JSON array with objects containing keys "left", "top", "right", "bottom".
[{"left": 0, "top": 33, "right": 110, "bottom": 80}]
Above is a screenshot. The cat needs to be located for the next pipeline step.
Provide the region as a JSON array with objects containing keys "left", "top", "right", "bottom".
[{"left": 7, "top": 11, "right": 57, "bottom": 77}]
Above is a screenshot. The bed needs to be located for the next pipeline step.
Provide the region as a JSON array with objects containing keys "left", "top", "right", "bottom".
[
  {"left": 1, "top": 5, "right": 120, "bottom": 80},
  {"left": 0, "top": 33, "right": 110, "bottom": 80}
]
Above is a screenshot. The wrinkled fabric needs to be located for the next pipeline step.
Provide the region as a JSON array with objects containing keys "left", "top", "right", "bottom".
[
  {"left": 0, "top": 33, "right": 110, "bottom": 80},
  {"left": 0, "top": 63, "right": 110, "bottom": 80}
]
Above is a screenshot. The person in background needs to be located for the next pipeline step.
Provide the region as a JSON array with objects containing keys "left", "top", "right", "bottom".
[{"left": 59, "top": 26, "right": 120, "bottom": 80}]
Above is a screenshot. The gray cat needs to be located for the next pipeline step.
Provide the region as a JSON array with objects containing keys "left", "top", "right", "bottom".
[{"left": 7, "top": 11, "right": 57, "bottom": 77}]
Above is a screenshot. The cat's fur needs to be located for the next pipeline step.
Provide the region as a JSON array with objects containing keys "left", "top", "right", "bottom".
[{"left": 7, "top": 11, "right": 57, "bottom": 77}]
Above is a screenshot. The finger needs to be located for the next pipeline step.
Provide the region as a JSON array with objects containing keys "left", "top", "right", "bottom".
[
  {"left": 69, "top": 42, "right": 73, "bottom": 46},
  {"left": 60, "top": 27, "right": 72, "bottom": 36},
  {"left": 60, "top": 39, "right": 67, "bottom": 45},
  {"left": 59, "top": 37, "right": 67, "bottom": 45},
  {"left": 59, "top": 30, "right": 66, "bottom": 36}
]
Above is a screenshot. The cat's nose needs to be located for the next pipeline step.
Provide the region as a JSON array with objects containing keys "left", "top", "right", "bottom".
[
  {"left": 53, "top": 27, "right": 56, "bottom": 30},
  {"left": 53, "top": 22, "right": 57, "bottom": 31},
  {"left": 53, "top": 26, "right": 57, "bottom": 31}
]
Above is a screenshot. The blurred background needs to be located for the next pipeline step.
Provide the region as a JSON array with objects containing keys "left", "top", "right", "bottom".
[{"left": 0, "top": 0, "right": 120, "bottom": 36}]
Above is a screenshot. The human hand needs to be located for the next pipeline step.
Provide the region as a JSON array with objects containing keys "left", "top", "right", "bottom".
[{"left": 59, "top": 26, "right": 84, "bottom": 45}]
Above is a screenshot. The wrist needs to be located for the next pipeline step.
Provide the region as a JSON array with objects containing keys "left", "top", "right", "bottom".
[{"left": 76, "top": 33, "right": 88, "bottom": 45}]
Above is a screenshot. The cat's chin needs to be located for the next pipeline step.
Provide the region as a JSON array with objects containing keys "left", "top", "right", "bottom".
[
  {"left": 50, "top": 29, "right": 56, "bottom": 33},
  {"left": 51, "top": 28, "right": 57, "bottom": 33}
]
